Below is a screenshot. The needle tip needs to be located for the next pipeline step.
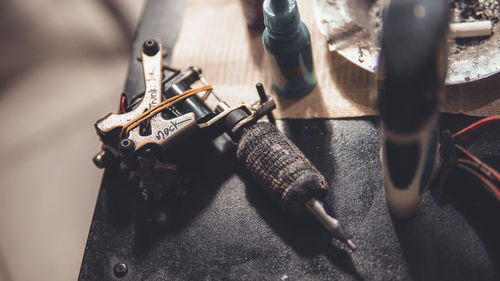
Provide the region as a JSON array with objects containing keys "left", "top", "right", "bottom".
[{"left": 346, "top": 239, "right": 357, "bottom": 250}]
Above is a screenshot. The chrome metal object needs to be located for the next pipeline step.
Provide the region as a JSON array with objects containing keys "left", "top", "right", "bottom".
[{"left": 93, "top": 41, "right": 276, "bottom": 166}]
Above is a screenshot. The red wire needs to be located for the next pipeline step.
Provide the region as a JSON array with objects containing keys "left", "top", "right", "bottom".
[
  {"left": 452, "top": 116, "right": 500, "bottom": 149},
  {"left": 438, "top": 116, "right": 500, "bottom": 202},
  {"left": 121, "top": 96, "right": 127, "bottom": 113},
  {"left": 458, "top": 163, "right": 500, "bottom": 201}
]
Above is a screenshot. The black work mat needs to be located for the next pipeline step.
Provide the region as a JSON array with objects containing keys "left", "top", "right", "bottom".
[{"left": 79, "top": 114, "right": 500, "bottom": 281}]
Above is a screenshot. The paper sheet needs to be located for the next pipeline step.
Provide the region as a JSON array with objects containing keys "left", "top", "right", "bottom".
[{"left": 171, "top": 0, "right": 500, "bottom": 119}]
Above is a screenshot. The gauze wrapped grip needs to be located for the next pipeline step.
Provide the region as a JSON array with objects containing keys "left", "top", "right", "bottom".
[{"left": 236, "top": 122, "right": 328, "bottom": 214}]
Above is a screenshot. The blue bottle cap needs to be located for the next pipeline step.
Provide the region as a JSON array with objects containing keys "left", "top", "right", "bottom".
[{"left": 263, "top": 0, "right": 301, "bottom": 34}]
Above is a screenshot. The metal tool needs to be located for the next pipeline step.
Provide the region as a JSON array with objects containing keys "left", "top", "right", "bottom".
[
  {"left": 93, "top": 39, "right": 355, "bottom": 249},
  {"left": 378, "top": 0, "right": 449, "bottom": 217},
  {"left": 237, "top": 121, "right": 356, "bottom": 249},
  {"left": 306, "top": 198, "right": 356, "bottom": 249}
]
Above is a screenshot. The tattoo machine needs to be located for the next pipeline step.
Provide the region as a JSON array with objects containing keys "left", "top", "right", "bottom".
[{"left": 93, "top": 39, "right": 355, "bottom": 249}]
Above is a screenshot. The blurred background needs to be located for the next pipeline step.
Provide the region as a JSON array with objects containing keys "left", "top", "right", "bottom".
[{"left": 0, "top": 0, "right": 146, "bottom": 280}]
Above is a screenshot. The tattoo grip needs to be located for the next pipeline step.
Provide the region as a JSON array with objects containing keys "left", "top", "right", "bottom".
[{"left": 236, "top": 122, "right": 328, "bottom": 214}]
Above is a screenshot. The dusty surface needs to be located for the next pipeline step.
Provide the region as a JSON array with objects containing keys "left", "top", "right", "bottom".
[
  {"left": 314, "top": 0, "right": 500, "bottom": 84},
  {"left": 314, "top": 0, "right": 384, "bottom": 72},
  {"left": 449, "top": 0, "right": 500, "bottom": 82},
  {"left": 451, "top": 0, "right": 499, "bottom": 23}
]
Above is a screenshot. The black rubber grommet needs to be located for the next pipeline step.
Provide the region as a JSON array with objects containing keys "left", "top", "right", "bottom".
[{"left": 143, "top": 39, "right": 159, "bottom": 56}]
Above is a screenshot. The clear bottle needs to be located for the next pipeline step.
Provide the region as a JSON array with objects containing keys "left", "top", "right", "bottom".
[{"left": 262, "top": 0, "right": 316, "bottom": 98}]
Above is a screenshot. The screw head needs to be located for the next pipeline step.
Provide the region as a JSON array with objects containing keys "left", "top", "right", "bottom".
[
  {"left": 143, "top": 39, "right": 159, "bottom": 56},
  {"left": 92, "top": 150, "right": 108, "bottom": 168},
  {"left": 113, "top": 263, "right": 128, "bottom": 278},
  {"left": 119, "top": 139, "right": 135, "bottom": 155},
  {"left": 191, "top": 66, "right": 202, "bottom": 75}
]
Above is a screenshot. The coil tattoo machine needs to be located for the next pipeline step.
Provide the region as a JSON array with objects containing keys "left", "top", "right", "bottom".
[{"left": 93, "top": 39, "right": 355, "bottom": 249}]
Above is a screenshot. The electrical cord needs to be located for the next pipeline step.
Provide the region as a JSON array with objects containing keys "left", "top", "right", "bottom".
[{"left": 439, "top": 116, "right": 500, "bottom": 201}]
